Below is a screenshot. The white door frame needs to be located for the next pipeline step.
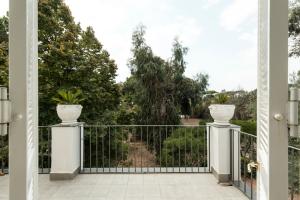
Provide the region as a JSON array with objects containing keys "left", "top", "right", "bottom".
[
  {"left": 7, "top": 0, "right": 289, "bottom": 199},
  {"left": 9, "top": 0, "right": 38, "bottom": 199},
  {"left": 257, "top": 0, "right": 289, "bottom": 199}
]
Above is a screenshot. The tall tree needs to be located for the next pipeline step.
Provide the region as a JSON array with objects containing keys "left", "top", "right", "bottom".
[
  {"left": 0, "top": 0, "right": 120, "bottom": 125},
  {"left": 38, "top": 0, "right": 120, "bottom": 124},
  {"left": 129, "top": 25, "right": 180, "bottom": 125},
  {"left": 289, "top": 0, "right": 300, "bottom": 57},
  {"left": 0, "top": 15, "right": 8, "bottom": 86},
  {"left": 178, "top": 74, "right": 209, "bottom": 117}
]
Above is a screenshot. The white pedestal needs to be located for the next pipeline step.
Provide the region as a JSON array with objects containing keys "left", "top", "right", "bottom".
[
  {"left": 209, "top": 123, "right": 240, "bottom": 183},
  {"left": 50, "top": 123, "right": 82, "bottom": 180}
]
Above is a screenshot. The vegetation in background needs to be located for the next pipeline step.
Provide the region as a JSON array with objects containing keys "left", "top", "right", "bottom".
[
  {"left": 127, "top": 25, "right": 209, "bottom": 125},
  {"left": 0, "top": 15, "right": 8, "bottom": 86},
  {"left": 128, "top": 26, "right": 180, "bottom": 125},
  {"left": 38, "top": 0, "right": 120, "bottom": 125},
  {"left": 213, "top": 93, "right": 229, "bottom": 104},
  {"left": 160, "top": 127, "right": 207, "bottom": 167},
  {"left": 289, "top": 0, "right": 300, "bottom": 57},
  {"left": 231, "top": 120, "right": 257, "bottom": 135},
  {"left": 0, "top": 0, "right": 120, "bottom": 125},
  {"left": 289, "top": 1, "right": 300, "bottom": 198},
  {"left": 82, "top": 127, "right": 129, "bottom": 169}
]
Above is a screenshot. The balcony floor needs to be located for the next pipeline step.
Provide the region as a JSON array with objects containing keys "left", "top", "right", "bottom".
[{"left": 0, "top": 174, "right": 248, "bottom": 200}]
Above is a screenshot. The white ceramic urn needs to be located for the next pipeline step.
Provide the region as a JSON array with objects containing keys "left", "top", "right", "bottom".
[
  {"left": 208, "top": 104, "right": 235, "bottom": 125},
  {"left": 56, "top": 104, "right": 83, "bottom": 124}
]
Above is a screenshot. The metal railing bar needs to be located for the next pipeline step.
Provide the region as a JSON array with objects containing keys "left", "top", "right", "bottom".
[
  {"left": 231, "top": 129, "right": 257, "bottom": 138},
  {"left": 109, "top": 126, "right": 111, "bottom": 173},
  {"left": 198, "top": 127, "right": 201, "bottom": 173},
  {"left": 89, "top": 126, "right": 92, "bottom": 174},
  {"left": 165, "top": 126, "right": 168, "bottom": 172},
  {"left": 96, "top": 127, "right": 98, "bottom": 173},
  {"left": 172, "top": 126, "right": 174, "bottom": 173},
  {"left": 83, "top": 124, "right": 207, "bottom": 127},
  {"left": 203, "top": 127, "right": 206, "bottom": 173},
  {"left": 159, "top": 126, "right": 162, "bottom": 173},
  {"left": 153, "top": 126, "right": 156, "bottom": 173},
  {"left": 208, "top": 126, "right": 211, "bottom": 172},
  {"left": 288, "top": 145, "right": 300, "bottom": 151},
  {"left": 121, "top": 127, "right": 124, "bottom": 173},
  {"left": 191, "top": 127, "right": 193, "bottom": 173},
  {"left": 185, "top": 127, "right": 187, "bottom": 172},
  {"left": 40, "top": 127, "right": 44, "bottom": 173},
  {"left": 102, "top": 130, "right": 104, "bottom": 173},
  {"left": 140, "top": 126, "right": 143, "bottom": 172}
]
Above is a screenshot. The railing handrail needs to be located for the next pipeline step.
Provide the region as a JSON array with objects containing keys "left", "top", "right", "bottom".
[
  {"left": 83, "top": 124, "right": 208, "bottom": 127},
  {"left": 230, "top": 129, "right": 257, "bottom": 138},
  {"left": 288, "top": 145, "right": 300, "bottom": 151}
]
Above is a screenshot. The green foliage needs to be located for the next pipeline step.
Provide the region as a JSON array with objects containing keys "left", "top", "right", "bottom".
[
  {"left": 0, "top": 135, "right": 8, "bottom": 172},
  {"left": 289, "top": 0, "right": 300, "bottom": 57},
  {"left": 128, "top": 25, "right": 180, "bottom": 125},
  {"left": 177, "top": 74, "right": 209, "bottom": 117},
  {"left": 228, "top": 90, "right": 257, "bottom": 120},
  {"left": 213, "top": 93, "right": 228, "bottom": 104},
  {"left": 52, "top": 89, "right": 85, "bottom": 104},
  {"left": 289, "top": 148, "right": 300, "bottom": 200},
  {"left": 231, "top": 120, "right": 257, "bottom": 134},
  {"left": 0, "top": 0, "right": 121, "bottom": 125},
  {"left": 0, "top": 15, "right": 8, "bottom": 86},
  {"left": 128, "top": 25, "right": 209, "bottom": 125},
  {"left": 40, "top": 0, "right": 121, "bottom": 124},
  {"left": 116, "top": 80, "right": 138, "bottom": 125},
  {"left": 160, "top": 128, "right": 207, "bottom": 167},
  {"left": 83, "top": 127, "right": 129, "bottom": 168},
  {"left": 290, "top": 71, "right": 300, "bottom": 87}
]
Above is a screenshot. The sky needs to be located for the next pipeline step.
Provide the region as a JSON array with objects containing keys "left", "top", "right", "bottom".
[{"left": 1, "top": 0, "right": 299, "bottom": 91}]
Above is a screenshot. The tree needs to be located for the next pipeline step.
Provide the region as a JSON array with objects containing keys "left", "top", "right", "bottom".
[
  {"left": 0, "top": 1, "right": 120, "bottom": 125},
  {"left": 290, "top": 71, "right": 300, "bottom": 86},
  {"left": 177, "top": 74, "right": 209, "bottom": 117},
  {"left": 38, "top": 0, "right": 120, "bottom": 125},
  {"left": 289, "top": 0, "right": 300, "bottom": 57},
  {"left": 129, "top": 25, "right": 180, "bottom": 125},
  {"left": 0, "top": 15, "right": 8, "bottom": 86}
]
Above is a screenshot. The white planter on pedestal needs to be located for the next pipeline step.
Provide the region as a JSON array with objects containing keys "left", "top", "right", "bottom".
[
  {"left": 208, "top": 104, "right": 235, "bottom": 125},
  {"left": 56, "top": 104, "right": 82, "bottom": 124}
]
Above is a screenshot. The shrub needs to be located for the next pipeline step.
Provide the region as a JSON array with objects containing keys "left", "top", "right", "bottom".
[
  {"left": 231, "top": 120, "right": 257, "bottom": 135},
  {"left": 159, "top": 127, "right": 207, "bottom": 167}
]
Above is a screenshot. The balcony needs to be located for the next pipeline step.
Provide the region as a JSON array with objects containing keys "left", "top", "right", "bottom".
[
  {"left": 1, "top": 120, "right": 299, "bottom": 200},
  {"left": 0, "top": 124, "right": 262, "bottom": 200}
]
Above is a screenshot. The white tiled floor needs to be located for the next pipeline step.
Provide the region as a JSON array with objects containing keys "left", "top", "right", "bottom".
[{"left": 0, "top": 174, "right": 248, "bottom": 200}]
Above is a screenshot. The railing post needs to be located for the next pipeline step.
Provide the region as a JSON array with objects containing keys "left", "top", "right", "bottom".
[
  {"left": 230, "top": 127, "right": 241, "bottom": 185},
  {"left": 80, "top": 124, "right": 84, "bottom": 172},
  {"left": 50, "top": 123, "right": 83, "bottom": 180}
]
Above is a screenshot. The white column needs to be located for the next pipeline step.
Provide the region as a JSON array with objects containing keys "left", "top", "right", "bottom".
[
  {"left": 257, "top": 0, "right": 288, "bottom": 199},
  {"left": 9, "top": 0, "right": 38, "bottom": 199}
]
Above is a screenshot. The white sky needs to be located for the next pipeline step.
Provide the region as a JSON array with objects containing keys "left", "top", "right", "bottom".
[{"left": 1, "top": 0, "right": 299, "bottom": 91}]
